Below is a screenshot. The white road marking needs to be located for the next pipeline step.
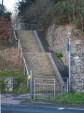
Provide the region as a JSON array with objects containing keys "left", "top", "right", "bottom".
[{"left": 58, "top": 108, "right": 64, "bottom": 110}]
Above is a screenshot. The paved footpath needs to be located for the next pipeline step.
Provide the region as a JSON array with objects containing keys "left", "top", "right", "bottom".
[
  {"left": 1, "top": 94, "right": 31, "bottom": 104},
  {"left": 1, "top": 103, "right": 84, "bottom": 113}
]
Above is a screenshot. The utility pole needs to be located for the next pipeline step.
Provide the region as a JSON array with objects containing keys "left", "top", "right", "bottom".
[
  {"left": 1, "top": 0, "right": 4, "bottom": 15},
  {"left": 2, "top": 0, "right": 3, "bottom": 6},
  {"left": 67, "top": 32, "right": 71, "bottom": 91}
]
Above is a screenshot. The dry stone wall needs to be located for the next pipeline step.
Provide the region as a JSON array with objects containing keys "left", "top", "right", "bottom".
[
  {"left": 46, "top": 24, "right": 84, "bottom": 92},
  {"left": 71, "top": 40, "right": 84, "bottom": 92}
]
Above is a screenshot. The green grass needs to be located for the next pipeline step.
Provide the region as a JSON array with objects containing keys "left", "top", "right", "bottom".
[
  {"left": 41, "top": 0, "right": 84, "bottom": 30},
  {"left": 53, "top": 93, "right": 84, "bottom": 105},
  {"left": 55, "top": 51, "right": 63, "bottom": 59},
  {"left": 0, "top": 70, "right": 29, "bottom": 94},
  {"left": 13, "top": 77, "right": 29, "bottom": 95},
  {"left": 0, "top": 70, "right": 24, "bottom": 78}
]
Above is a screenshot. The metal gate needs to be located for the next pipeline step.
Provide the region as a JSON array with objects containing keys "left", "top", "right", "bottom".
[
  {"left": 32, "top": 77, "right": 56, "bottom": 102},
  {"left": 14, "top": 23, "right": 42, "bottom": 30}
]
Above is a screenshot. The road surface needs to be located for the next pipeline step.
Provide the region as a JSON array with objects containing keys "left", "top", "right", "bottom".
[{"left": 1, "top": 103, "right": 84, "bottom": 113}]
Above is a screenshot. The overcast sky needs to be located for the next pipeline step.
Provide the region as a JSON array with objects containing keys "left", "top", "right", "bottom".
[{"left": 0, "top": 0, "right": 18, "bottom": 12}]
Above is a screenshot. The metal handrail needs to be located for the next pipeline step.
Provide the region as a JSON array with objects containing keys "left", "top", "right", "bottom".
[
  {"left": 13, "top": 26, "right": 18, "bottom": 41},
  {"left": 18, "top": 39, "right": 30, "bottom": 76},
  {"left": 13, "top": 26, "right": 31, "bottom": 76}
]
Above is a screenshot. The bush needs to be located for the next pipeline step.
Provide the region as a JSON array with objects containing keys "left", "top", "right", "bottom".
[
  {"left": 55, "top": 51, "right": 63, "bottom": 59},
  {"left": 0, "top": 71, "right": 28, "bottom": 94},
  {"left": 54, "top": 93, "right": 84, "bottom": 105},
  {"left": 41, "top": 0, "right": 84, "bottom": 29},
  {"left": 0, "top": 17, "right": 11, "bottom": 40}
]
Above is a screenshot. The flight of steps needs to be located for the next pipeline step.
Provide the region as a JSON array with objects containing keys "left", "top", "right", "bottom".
[
  {"left": 17, "top": 30, "right": 40, "bottom": 52},
  {"left": 24, "top": 53, "right": 55, "bottom": 75},
  {"left": 17, "top": 30, "right": 63, "bottom": 93}
]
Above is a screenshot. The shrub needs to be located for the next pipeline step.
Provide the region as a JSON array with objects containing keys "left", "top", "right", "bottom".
[
  {"left": 41, "top": 0, "right": 84, "bottom": 29},
  {"left": 55, "top": 51, "right": 63, "bottom": 59},
  {"left": 54, "top": 93, "right": 84, "bottom": 105},
  {"left": 0, "top": 17, "right": 11, "bottom": 40}
]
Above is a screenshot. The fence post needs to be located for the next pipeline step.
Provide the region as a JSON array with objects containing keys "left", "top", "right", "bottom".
[
  {"left": 30, "top": 70, "right": 33, "bottom": 101},
  {"left": 54, "top": 79, "right": 56, "bottom": 99},
  {"left": 67, "top": 78, "right": 69, "bottom": 93}
]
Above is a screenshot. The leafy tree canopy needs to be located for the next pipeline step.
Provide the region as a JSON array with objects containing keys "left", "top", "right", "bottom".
[{"left": 17, "top": 0, "right": 84, "bottom": 30}]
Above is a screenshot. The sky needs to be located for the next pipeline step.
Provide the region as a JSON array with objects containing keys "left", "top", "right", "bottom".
[{"left": 0, "top": 0, "right": 18, "bottom": 12}]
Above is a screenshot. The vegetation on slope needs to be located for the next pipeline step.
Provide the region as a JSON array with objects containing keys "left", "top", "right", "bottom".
[
  {"left": 0, "top": 70, "right": 23, "bottom": 78},
  {"left": 0, "top": 17, "right": 11, "bottom": 40},
  {"left": 17, "top": 0, "right": 54, "bottom": 23},
  {"left": 17, "top": 0, "right": 84, "bottom": 30},
  {"left": 0, "top": 71, "right": 28, "bottom": 94},
  {"left": 0, "top": 4, "right": 27, "bottom": 95},
  {"left": 43, "top": 0, "right": 84, "bottom": 29},
  {"left": 0, "top": 4, "right": 12, "bottom": 40},
  {"left": 53, "top": 93, "right": 84, "bottom": 105}
]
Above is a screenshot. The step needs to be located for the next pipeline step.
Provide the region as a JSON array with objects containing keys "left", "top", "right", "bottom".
[
  {"left": 24, "top": 52, "right": 55, "bottom": 75},
  {"left": 18, "top": 30, "right": 41, "bottom": 52}
]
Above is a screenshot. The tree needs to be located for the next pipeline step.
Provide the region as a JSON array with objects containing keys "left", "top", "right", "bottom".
[
  {"left": 17, "top": 0, "right": 35, "bottom": 16},
  {"left": 4, "top": 12, "right": 12, "bottom": 21},
  {"left": 0, "top": 4, "right": 5, "bottom": 16},
  {"left": 17, "top": 0, "right": 52, "bottom": 23}
]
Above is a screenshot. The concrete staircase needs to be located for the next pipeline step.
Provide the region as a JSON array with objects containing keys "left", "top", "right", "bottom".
[
  {"left": 17, "top": 30, "right": 40, "bottom": 52},
  {"left": 24, "top": 53, "right": 55, "bottom": 76},
  {"left": 17, "top": 30, "right": 63, "bottom": 93}
]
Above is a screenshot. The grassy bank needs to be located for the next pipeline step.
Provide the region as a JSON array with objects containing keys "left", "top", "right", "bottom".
[
  {"left": 0, "top": 70, "right": 29, "bottom": 94},
  {"left": 0, "top": 70, "right": 24, "bottom": 78},
  {"left": 53, "top": 93, "right": 84, "bottom": 105}
]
